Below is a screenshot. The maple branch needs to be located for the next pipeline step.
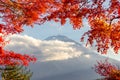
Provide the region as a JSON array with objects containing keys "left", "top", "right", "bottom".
[
  {"left": 79, "top": 0, "right": 89, "bottom": 9},
  {"left": 109, "top": 16, "right": 120, "bottom": 26}
]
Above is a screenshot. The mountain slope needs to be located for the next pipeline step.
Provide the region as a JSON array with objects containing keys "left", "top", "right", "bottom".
[
  {"left": 5, "top": 34, "right": 120, "bottom": 80},
  {"left": 31, "top": 54, "right": 119, "bottom": 80},
  {"left": 30, "top": 35, "right": 120, "bottom": 80}
]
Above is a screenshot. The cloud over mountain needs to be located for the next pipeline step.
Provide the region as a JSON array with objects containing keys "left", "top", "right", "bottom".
[{"left": 5, "top": 34, "right": 83, "bottom": 61}]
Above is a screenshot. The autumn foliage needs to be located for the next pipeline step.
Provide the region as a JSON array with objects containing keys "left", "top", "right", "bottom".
[
  {"left": 0, "top": 0, "right": 38, "bottom": 66},
  {"left": 94, "top": 60, "right": 120, "bottom": 80},
  {"left": 0, "top": 0, "right": 120, "bottom": 65},
  {"left": 1, "top": 0, "right": 120, "bottom": 54}
]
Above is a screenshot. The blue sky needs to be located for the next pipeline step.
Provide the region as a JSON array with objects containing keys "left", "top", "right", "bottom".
[
  {"left": 22, "top": 20, "right": 89, "bottom": 43},
  {"left": 20, "top": 20, "right": 120, "bottom": 61}
]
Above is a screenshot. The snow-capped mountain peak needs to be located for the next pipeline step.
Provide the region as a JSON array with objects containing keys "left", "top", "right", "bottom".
[{"left": 45, "top": 35, "right": 81, "bottom": 46}]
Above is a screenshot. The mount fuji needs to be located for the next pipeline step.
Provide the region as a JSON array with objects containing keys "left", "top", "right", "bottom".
[
  {"left": 5, "top": 34, "right": 120, "bottom": 80},
  {"left": 45, "top": 35, "right": 81, "bottom": 45},
  {"left": 30, "top": 35, "right": 120, "bottom": 80}
]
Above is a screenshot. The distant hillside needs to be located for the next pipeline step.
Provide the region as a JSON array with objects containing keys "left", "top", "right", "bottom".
[
  {"left": 4, "top": 34, "right": 120, "bottom": 80},
  {"left": 30, "top": 35, "right": 120, "bottom": 80}
]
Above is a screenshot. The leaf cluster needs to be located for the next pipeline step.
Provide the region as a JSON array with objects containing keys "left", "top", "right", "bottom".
[{"left": 94, "top": 60, "right": 120, "bottom": 80}]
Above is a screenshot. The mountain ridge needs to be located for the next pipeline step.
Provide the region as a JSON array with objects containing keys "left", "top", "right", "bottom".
[
  {"left": 30, "top": 35, "right": 120, "bottom": 80},
  {"left": 45, "top": 35, "right": 81, "bottom": 46},
  {"left": 5, "top": 34, "right": 120, "bottom": 80}
]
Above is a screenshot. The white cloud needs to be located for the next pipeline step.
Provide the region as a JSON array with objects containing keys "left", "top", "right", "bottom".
[
  {"left": 84, "top": 54, "right": 91, "bottom": 58},
  {"left": 5, "top": 34, "right": 83, "bottom": 62}
]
